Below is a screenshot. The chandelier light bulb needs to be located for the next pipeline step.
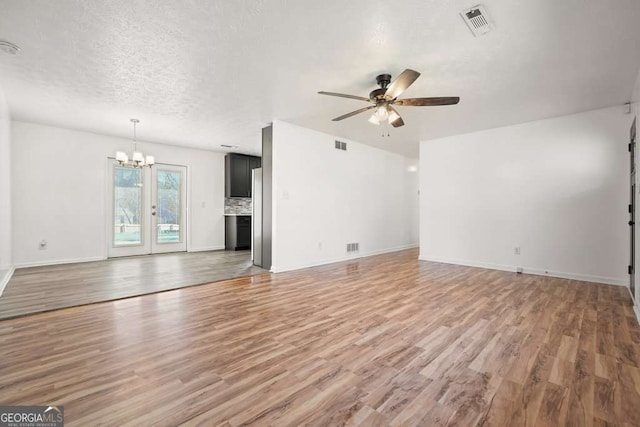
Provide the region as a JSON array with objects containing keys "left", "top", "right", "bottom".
[
  {"left": 132, "top": 152, "right": 144, "bottom": 163},
  {"left": 368, "top": 114, "right": 380, "bottom": 125},
  {"left": 115, "top": 151, "right": 128, "bottom": 163}
]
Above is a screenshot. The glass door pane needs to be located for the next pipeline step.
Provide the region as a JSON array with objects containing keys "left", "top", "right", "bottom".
[
  {"left": 156, "top": 170, "right": 182, "bottom": 244},
  {"left": 151, "top": 165, "right": 187, "bottom": 254},
  {"left": 113, "top": 167, "right": 143, "bottom": 246}
]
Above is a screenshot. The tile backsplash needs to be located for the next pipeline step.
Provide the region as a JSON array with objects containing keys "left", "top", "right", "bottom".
[{"left": 225, "top": 197, "right": 252, "bottom": 215}]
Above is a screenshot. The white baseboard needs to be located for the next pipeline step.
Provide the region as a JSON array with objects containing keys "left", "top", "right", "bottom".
[
  {"left": 523, "top": 267, "right": 627, "bottom": 287},
  {"left": 419, "top": 254, "right": 515, "bottom": 275},
  {"left": 14, "top": 256, "right": 106, "bottom": 269},
  {"left": 271, "top": 244, "right": 419, "bottom": 273},
  {"left": 634, "top": 304, "right": 640, "bottom": 327},
  {"left": 188, "top": 245, "right": 226, "bottom": 253},
  {"left": 628, "top": 286, "right": 636, "bottom": 302},
  {"left": 0, "top": 267, "right": 15, "bottom": 296},
  {"left": 419, "top": 254, "right": 627, "bottom": 287}
]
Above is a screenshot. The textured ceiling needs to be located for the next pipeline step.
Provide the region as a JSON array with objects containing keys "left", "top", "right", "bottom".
[{"left": 1, "top": 0, "right": 640, "bottom": 157}]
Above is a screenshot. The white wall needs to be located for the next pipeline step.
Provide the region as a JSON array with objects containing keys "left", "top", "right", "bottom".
[
  {"left": 0, "top": 87, "right": 12, "bottom": 273},
  {"left": 420, "top": 106, "right": 630, "bottom": 286},
  {"left": 271, "top": 120, "right": 418, "bottom": 273},
  {"left": 12, "top": 121, "right": 226, "bottom": 266}
]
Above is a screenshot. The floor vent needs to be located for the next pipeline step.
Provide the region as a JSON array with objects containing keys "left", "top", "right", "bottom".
[
  {"left": 335, "top": 140, "right": 347, "bottom": 151},
  {"left": 460, "top": 5, "right": 493, "bottom": 37}
]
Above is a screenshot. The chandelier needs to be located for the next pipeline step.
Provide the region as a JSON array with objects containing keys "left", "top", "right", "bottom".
[{"left": 115, "top": 119, "right": 154, "bottom": 168}]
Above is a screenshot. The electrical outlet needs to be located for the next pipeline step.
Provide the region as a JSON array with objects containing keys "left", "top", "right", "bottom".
[
  {"left": 516, "top": 267, "right": 523, "bottom": 274},
  {"left": 514, "top": 247, "right": 521, "bottom": 255},
  {"left": 39, "top": 240, "right": 47, "bottom": 250}
]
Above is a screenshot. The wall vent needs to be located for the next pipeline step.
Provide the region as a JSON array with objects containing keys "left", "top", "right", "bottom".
[
  {"left": 460, "top": 5, "right": 493, "bottom": 37},
  {"left": 347, "top": 242, "right": 359, "bottom": 252},
  {"left": 335, "top": 140, "right": 347, "bottom": 151}
]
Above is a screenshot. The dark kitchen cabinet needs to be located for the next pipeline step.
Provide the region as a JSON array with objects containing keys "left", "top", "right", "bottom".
[
  {"left": 225, "top": 154, "right": 261, "bottom": 197},
  {"left": 225, "top": 215, "right": 251, "bottom": 250},
  {"left": 249, "top": 156, "right": 261, "bottom": 172}
]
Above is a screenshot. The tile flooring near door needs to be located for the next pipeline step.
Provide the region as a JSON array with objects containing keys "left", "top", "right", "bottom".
[
  {"left": 0, "top": 250, "right": 264, "bottom": 319},
  {"left": 1, "top": 249, "right": 639, "bottom": 425}
]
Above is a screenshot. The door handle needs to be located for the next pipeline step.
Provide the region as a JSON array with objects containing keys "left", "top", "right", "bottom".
[{"left": 630, "top": 221, "right": 635, "bottom": 225}]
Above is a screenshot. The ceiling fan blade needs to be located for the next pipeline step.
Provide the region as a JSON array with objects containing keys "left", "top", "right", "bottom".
[
  {"left": 332, "top": 105, "right": 376, "bottom": 121},
  {"left": 396, "top": 97, "right": 460, "bottom": 106},
  {"left": 388, "top": 106, "right": 405, "bottom": 128},
  {"left": 318, "top": 91, "right": 371, "bottom": 102},
  {"left": 384, "top": 69, "right": 420, "bottom": 100}
]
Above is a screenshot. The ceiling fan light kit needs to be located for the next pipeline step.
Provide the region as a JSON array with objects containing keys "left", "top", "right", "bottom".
[
  {"left": 318, "top": 69, "right": 460, "bottom": 128},
  {"left": 375, "top": 105, "right": 389, "bottom": 121},
  {"left": 388, "top": 109, "right": 401, "bottom": 124}
]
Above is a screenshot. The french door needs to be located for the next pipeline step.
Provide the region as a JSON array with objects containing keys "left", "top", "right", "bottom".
[{"left": 108, "top": 160, "right": 187, "bottom": 257}]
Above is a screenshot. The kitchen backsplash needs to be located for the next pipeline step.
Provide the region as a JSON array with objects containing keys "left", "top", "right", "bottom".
[{"left": 225, "top": 197, "right": 252, "bottom": 215}]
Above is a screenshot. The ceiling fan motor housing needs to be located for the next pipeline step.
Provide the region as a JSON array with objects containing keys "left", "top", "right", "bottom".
[
  {"left": 369, "top": 87, "right": 387, "bottom": 101},
  {"left": 376, "top": 73, "right": 392, "bottom": 88},
  {"left": 371, "top": 74, "right": 393, "bottom": 101}
]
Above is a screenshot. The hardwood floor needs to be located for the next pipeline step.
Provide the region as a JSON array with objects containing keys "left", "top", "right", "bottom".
[
  {"left": 0, "top": 250, "right": 264, "bottom": 320},
  {"left": 1, "top": 249, "right": 639, "bottom": 426}
]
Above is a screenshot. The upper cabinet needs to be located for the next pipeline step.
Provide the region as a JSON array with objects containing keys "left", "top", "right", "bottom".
[{"left": 225, "top": 154, "right": 262, "bottom": 197}]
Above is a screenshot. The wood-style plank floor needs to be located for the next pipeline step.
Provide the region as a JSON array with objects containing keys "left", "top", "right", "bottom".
[
  {"left": 0, "top": 250, "right": 264, "bottom": 320},
  {"left": 1, "top": 248, "right": 639, "bottom": 426}
]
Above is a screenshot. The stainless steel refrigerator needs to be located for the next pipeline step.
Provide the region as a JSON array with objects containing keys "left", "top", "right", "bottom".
[{"left": 252, "top": 168, "right": 262, "bottom": 267}]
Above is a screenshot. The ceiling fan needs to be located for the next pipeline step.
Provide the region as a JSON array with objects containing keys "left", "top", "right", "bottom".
[{"left": 318, "top": 69, "right": 459, "bottom": 128}]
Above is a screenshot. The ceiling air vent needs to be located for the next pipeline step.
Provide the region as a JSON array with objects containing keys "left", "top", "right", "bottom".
[{"left": 460, "top": 5, "right": 493, "bottom": 37}]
